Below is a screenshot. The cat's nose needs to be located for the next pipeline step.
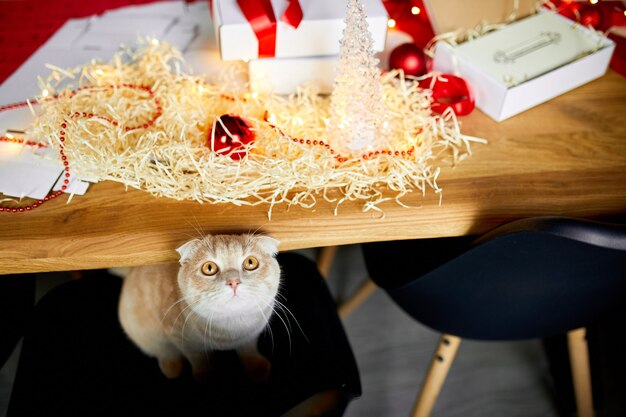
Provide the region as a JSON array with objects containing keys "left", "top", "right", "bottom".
[{"left": 227, "top": 278, "right": 241, "bottom": 294}]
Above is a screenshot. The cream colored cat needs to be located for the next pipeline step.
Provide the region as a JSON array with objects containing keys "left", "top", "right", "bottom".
[{"left": 118, "top": 233, "right": 280, "bottom": 382}]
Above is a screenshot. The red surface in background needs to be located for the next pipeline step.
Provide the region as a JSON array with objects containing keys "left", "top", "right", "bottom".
[
  {"left": 1, "top": 0, "right": 428, "bottom": 86},
  {"left": 0, "top": 0, "right": 170, "bottom": 85},
  {"left": 0, "top": 0, "right": 624, "bottom": 86}
]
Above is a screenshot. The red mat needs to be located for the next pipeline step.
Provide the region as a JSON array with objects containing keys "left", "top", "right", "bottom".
[{"left": 1, "top": 0, "right": 623, "bottom": 86}]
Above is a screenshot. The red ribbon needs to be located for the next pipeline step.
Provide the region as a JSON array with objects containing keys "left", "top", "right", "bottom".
[
  {"left": 420, "top": 74, "right": 475, "bottom": 116},
  {"left": 236, "top": 0, "right": 303, "bottom": 58}
]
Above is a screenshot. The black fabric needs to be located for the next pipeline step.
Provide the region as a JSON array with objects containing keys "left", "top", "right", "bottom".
[
  {"left": 0, "top": 275, "right": 35, "bottom": 367},
  {"left": 7, "top": 253, "right": 360, "bottom": 417}
]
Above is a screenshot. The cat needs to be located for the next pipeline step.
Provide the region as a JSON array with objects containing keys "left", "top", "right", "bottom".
[{"left": 118, "top": 233, "right": 281, "bottom": 382}]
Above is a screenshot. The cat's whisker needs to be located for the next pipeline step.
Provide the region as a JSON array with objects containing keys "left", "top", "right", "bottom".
[
  {"left": 255, "top": 295, "right": 293, "bottom": 355},
  {"left": 268, "top": 297, "right": 309, "bottom": 344},
  {"left": 252, "top": 299, "right": 276, "bottom": 355},
  {"left": 161, "top": 294, "right": 195, "bottom": 324},
  {"left": 180, "top": 218, "right": 205, "bottom": 244},
  {"left": 275, "top": 291, "right": 288, "bottom": 303},
  {"left": 179, "top": 296, "right": 208, "bottom": 343},
  {"left": 184, "top": 214, "right": 205, "bottom": 239},
  {"left": 172, "top": 294, "right": 199, "bottom": 329},
  {"left": 246, "top": 222, "right": 269, "bottom": 239},
  {"left": 203, "top": 307, "right": 216, "bottom": 357}
]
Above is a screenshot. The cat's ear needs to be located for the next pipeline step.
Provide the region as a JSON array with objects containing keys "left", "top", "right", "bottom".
[
  {"left": 257, "top": 235, "right": 280, "bottom": 256},
  {"left": 176, "top": 239, "right": 202, "bottom": 264}
]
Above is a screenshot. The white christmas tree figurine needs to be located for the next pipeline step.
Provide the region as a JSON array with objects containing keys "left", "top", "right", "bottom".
[{"left": 327, "top": 0, "right": 390, "bottom": 157}]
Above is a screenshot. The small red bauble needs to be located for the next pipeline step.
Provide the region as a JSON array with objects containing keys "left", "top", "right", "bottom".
[
  {"left": 207, "top": 114, "right": 255, "bottom": 161},
  {"left": 579, "top": 5, "right": 603, "bottom": 28},
  {"left": 560, "top": 1, "right": 583, "bottom": 21},
  {"left": 419, "top": 74, "right": 475, "bottom": 116},
  {"left": 389, "top": 43, "right": 428, "bottom": 77}
]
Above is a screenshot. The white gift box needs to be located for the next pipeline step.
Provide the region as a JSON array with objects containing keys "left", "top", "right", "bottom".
[
  {"left": 249, "top": 55, "right": 338, "bottom": 94},
  {"left": 212, "top": 0, "right": 388, "bottom": 61},
  {"left": 434, "top": 11, "right": 615, "bottom": 121},
  {"left": 249, "top": 27, "right": 414, "bottom": 95}
]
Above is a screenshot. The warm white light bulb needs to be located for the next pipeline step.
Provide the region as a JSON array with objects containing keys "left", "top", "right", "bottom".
[
  {"left": 411, "top": 6, "right": 421, "bottom": 15},
  {"left": 387, "top": 19, "right": 396, "bottom": 28}
]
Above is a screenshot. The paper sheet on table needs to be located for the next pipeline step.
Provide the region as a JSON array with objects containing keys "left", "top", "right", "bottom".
[
  {"left": 0, "top": 139, "right": 91, "bottom": 198},
  {"left": 0, "top": 142, "right": 62, "bottom": 200}
]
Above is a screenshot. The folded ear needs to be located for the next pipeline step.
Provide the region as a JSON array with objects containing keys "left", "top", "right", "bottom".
[
  {"left": 176, "top": 239, "right": 202, "bottom": 264},
  {"left": 256, "top": 235, "right": 280, "bottom": 256}
]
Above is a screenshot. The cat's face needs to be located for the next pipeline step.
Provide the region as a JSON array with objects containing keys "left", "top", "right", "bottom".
[{"left": 175, "top": 234, "right": 280, "bottom": 318}]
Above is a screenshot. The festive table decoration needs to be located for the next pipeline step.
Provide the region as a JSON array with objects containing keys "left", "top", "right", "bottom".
[
  {"left": 389, "top": 42, "right": 428, "bottom": 77},
  {"left": 23, "top": 1, "right": 484, "bottom": 217},
  {"left": 327, "top": 0, "right": 391, "bottom": 157},
  {"left": 208, "top": 114, "right": 256, "bottom": 160},
  {"left": 420, "top": 74, "right": 475, "bottom": 116}
]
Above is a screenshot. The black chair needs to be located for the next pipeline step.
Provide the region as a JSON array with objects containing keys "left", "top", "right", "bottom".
[
  {"left": 362, "top": 217, "right": 626, "bottom": 417},
  {"left": 6, "top": 253, "right": 361, "bottom": 417}
]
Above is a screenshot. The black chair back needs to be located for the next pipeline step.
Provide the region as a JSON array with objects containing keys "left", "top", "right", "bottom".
[{"left": 363, "top": 217, "right": 626, "bottom": 340}]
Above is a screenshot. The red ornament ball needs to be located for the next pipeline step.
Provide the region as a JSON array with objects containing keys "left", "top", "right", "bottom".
[
  {"left": 579, "top": 5, "right": 602, "bottom": 28},
  {"left": 208, "top": 114, "right": 255, "bottom": 160},
  {"left": 560, "top": 1, "right": 583, "bottom": 21},
  {"left": 389, "top": 43, "right": 427, "bottom": 77}
]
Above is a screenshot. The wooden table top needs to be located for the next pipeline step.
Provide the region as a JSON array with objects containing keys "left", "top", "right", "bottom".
[{"left": 2, "top": 70, "right": 626, "bottom": 274}]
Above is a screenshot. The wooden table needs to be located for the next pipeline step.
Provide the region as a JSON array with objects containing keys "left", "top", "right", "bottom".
[{"left": 2, "top": 71, "right": 626, "bottom": 274}]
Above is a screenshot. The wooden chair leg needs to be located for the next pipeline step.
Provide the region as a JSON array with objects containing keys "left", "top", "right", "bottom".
[
  {"left": 567, "top": 328, "right": 594, "bottom": 417},
  {"left": 411, "top": 334, "right": 461, "bottom": 417},
  {"left": 338, "top": 279, "right": 377, "bottom": 319},
  {"left": 316, "top": 246, "right": 338, "bottom": 279}
]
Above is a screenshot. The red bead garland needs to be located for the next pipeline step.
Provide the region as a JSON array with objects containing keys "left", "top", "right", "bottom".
[
  {"left": 262, "top": 111, "right": 416, "bottom": 163},
  {"left": 0, "top": 84, "right": 161, "bottom": 213},
  {"left": 0, "top": 135, "right": 48, "bottom": 148}
]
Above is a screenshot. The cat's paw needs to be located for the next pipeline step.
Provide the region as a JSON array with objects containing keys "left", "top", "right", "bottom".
[
  {"left": 241, "top": 355, "right": 271, "bottom": 384},
  {"left": 158, "top": 357, "right": 185, "bottom": 379}
]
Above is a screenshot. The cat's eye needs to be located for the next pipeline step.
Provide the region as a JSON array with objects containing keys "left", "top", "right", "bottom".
[
  {"left": 243, "top": 256, "right": 259, "bottom": 271},
  {"left": 201, "top": 261, "right": 219, "bottom": 276}
]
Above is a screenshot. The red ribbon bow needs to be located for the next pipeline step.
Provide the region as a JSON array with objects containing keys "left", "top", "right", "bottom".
[{"left": 236, "top": 0, "right": 303, "bottom": 58}]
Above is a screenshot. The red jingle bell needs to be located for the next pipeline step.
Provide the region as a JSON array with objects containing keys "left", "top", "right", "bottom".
[
  {"left": 389, "top": 43, "right": 428, "bottom": 77},
  {"left": 207, "top": 114, "right": 255, "bottom": 161}
]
